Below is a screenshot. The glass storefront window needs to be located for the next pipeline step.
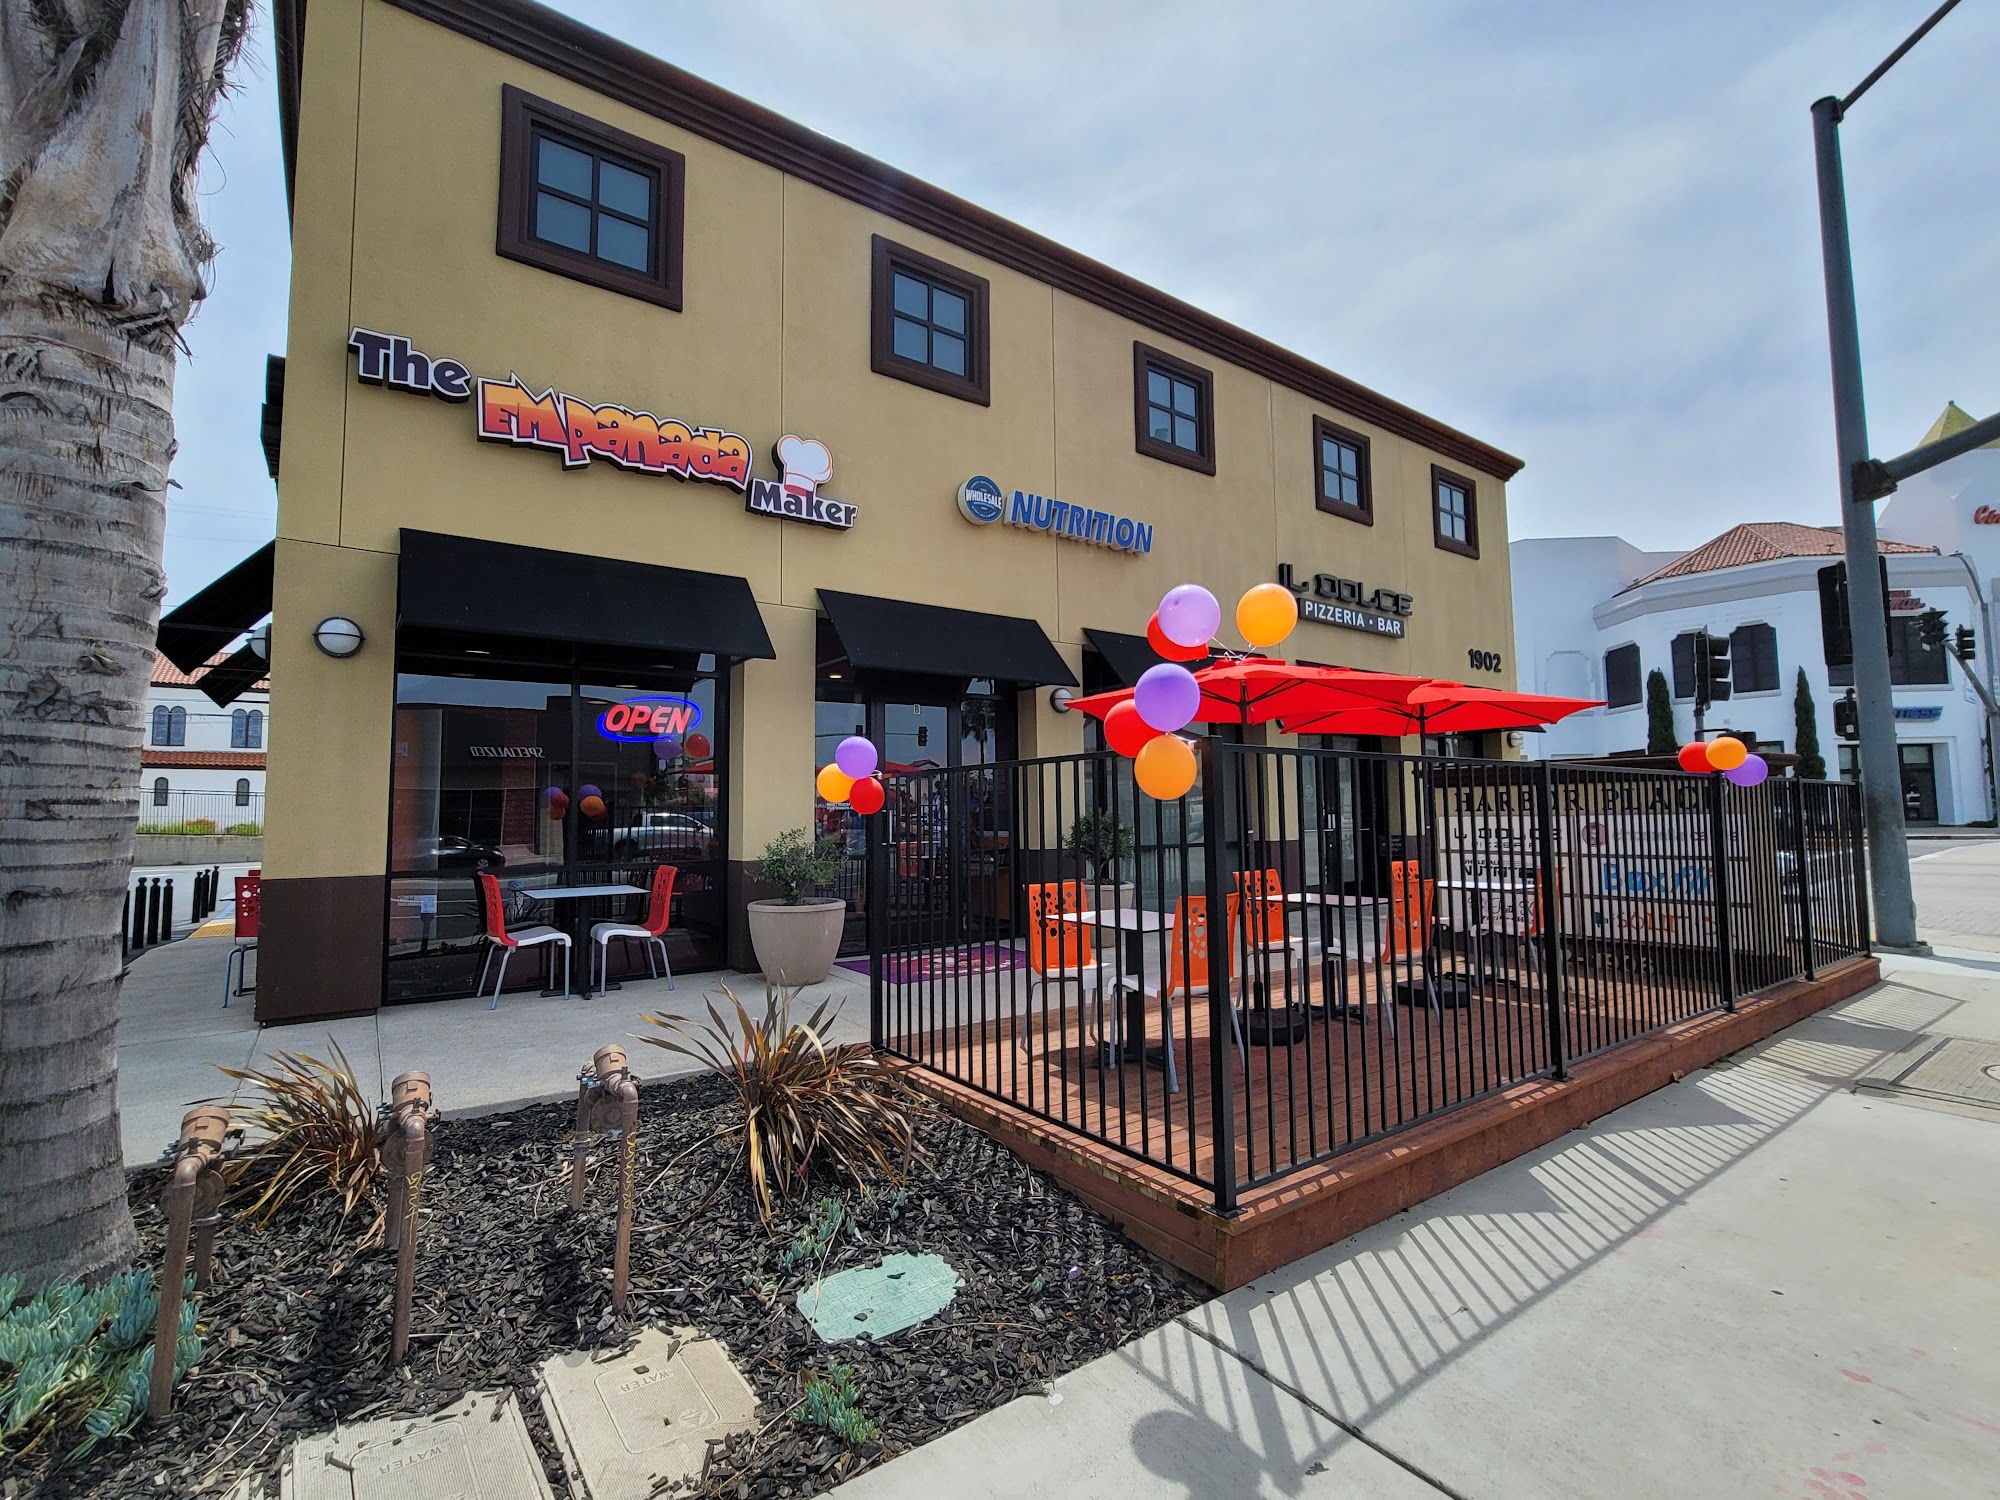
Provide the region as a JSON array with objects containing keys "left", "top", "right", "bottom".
[{"left": 387, "top": 642, "right": 727, "bottom": 1002}]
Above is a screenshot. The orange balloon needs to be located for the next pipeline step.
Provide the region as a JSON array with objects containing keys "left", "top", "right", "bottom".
[
  {"left": 1236, "top": 583, "right": 1298, "bottom": 648},
  {"left": 1706, "top": 735, "right": 1747, "bottom": 771},
  {"left": 1104, "top": 699, "right": 1160, "bottom": 757},
  {"left": 816, "top": 763, "right": 854, "bottom": 803},
  {"left": 1146, "top": 611, "right": 1206, "bottom": 663},
  {"left": 1134, "top": 734, "right": 1198, "bottom": 800},
  {"left": 849, "top": 775, "right": 885, "bottom": 815},
  {"left": 1676, "top": 742, "right": 1711, "bottom": 774},
  {"left": 579, "top": 795, "right": 606, "bottom": 819}
]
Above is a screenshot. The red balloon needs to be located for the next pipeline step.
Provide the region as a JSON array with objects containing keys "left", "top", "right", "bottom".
[
  {"left": 686, "top": 733, "right": 711, "bottom": 759},
  {"left": 1147, "top": 611, "right": 1206, "bottom": 663},
  {"left": 849, "top": 775, "right": 886, "bottom": 815},
  {"left": 1676, "top": 742, "right": 1712, "bottom": 775},
  {"left": 1104, "top": 698, "right": 1161, "bottom": 757}
]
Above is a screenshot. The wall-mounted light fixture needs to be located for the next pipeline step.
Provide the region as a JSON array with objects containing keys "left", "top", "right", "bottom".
[
  {"left": 313, "top": 617, "right": 365, "bottom": 659},
  {"left": 1049, "top": 687, "right": 1075, "bottom": 714},
  {"left": 245, "top": 622, "right": 270, "bottom": 662},
  {"left": 1505, "top": 730, "right": 1525, "bottom": 749}
]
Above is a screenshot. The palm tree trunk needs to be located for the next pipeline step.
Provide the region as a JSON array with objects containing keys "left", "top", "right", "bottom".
[{"left": 0, "top": 0, "right": 248, "bottom": 1288}]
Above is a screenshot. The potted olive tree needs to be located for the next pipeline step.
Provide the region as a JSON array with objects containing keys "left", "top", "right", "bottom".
[
  {"left": 1065, "top": 810, "right": 1136, "bottom": 913},
  {"left": 747, "top": 828, "right": 848, "bottom": 985}
]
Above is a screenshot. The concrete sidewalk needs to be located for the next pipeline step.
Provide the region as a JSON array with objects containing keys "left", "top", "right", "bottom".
[
  {"left": 833, "top": 949, "right": 2000, "bottom": 1499},
  {"left": 114, "top": 936, "right": 870, "bottom": 1165}
]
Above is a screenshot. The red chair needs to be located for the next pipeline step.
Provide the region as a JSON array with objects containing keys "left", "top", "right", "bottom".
[
  {"left": 221, "top": 871, "right": 260, "bottom": 1007},
  {"left": 475, "top": 871, "right": 571, "bottom": 1007},
  {"left": 588, "top": 863, "right": 678, "bottom": 996}
]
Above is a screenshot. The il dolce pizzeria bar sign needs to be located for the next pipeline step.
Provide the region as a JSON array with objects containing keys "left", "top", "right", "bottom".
[{"left": 347, "top": 328, "right": 855, "bottom": 530}]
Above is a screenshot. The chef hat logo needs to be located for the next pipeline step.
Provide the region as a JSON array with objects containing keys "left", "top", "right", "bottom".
[{"left": 774, "top": 435, "right": 832, "bottom": 498}]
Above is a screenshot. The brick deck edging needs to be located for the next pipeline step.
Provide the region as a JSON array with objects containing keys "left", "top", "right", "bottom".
[{"left": 892, "top": 955, "right": 1883, "bottom": 1288}]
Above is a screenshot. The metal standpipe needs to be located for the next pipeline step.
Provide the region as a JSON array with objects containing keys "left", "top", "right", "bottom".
[
  {"left": 149, "top": 1105, "right": 231, "bottom": 1423},
  {"left": 572, "top": 1044, "right": 642, "bottom": 1314},
  {"left": 381, "top": 1071, "right": 438, "bottom": 1365}
]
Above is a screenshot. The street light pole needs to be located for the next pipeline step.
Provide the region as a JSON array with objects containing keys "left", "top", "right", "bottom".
[{"left": 1810, "top": 95, "right": 1921, "bottom": 949}]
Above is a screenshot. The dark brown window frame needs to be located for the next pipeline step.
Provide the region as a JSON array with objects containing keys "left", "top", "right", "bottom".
[
  {"left": 1133, "top": 342, "right": 1217, "bottom": 475},
  {"left": 869, "top": 235, "right": 991, "bottom": 405},
  {"left": 497, "top": 84, "right": 685, "bottom": 311},
  {"left": 1431, "top": 464, "right": 1479, "bottom": 558},
  {"left": 1312, "top": 416, "right": 1372, "bottom": 524}
]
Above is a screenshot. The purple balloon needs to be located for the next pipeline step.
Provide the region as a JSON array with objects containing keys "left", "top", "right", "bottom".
[
  {"left": 653, "top": 734, "right": 682, "bottom": 762},
  {"left": 1157, "top": 584, "right": 1221, "bottom": 650},
  {"left": 578, "top": 784, "right": 601, "bottom": 801},
  {"left": 835, "top": 734, "right": 878, "bottom": 779},
  {"left": 1724, "top": 754, "right": 1769, "bottom": 788},
  {"left": 544, "top": 785, "right": 565, "bottom": 803},
  {"left": 1134, "top": 662, "right": 1201, "bottom": 734}
]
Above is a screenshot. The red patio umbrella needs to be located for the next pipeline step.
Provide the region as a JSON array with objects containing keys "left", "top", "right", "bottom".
[
  {"left": 1278, "top": 679, "right": 1601, "bottom": 741},
  {"left": 1068, "top": 657, "right": 1433, "bottom": 729}
]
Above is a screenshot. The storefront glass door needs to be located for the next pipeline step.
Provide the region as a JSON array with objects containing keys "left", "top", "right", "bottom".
[
  {"left": 387, "top": 641, "right": 728, "bottom": 1001},
  {"left": 1900, "top": 743, "right": 1939, "bottom": 824}
]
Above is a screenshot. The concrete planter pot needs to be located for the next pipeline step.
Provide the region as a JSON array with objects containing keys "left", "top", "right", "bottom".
[
  {"left": 1081, "top": 880, "right": 1138, "bottom": 914},
  {"left": 747, "top": 898, "right": 847, "bottom": 986}
]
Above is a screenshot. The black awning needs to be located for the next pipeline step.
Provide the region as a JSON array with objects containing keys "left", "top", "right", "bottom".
[
  {"left": 156, "top": 542, "right": 275, "bottom": 674},
  {"left": 196, "top": 645, "right": 268, "bottom": 708},
  {"left": 820, "top": 590, "right": 1077, "bottom": 686},
  {"left": 398, "top": 530, "right": 774, "bottom": 660},
  {"left": 1082, "top": 628, "right": 1168, "bottom": 688}
]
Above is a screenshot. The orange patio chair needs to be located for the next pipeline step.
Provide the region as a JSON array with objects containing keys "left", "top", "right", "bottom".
[{"left": 1020, "top": 880, "right": 1105, "bottom": 1054}]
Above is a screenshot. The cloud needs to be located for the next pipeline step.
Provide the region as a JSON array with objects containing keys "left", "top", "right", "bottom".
[{"left": 166, "top": 0, "right": 2000, "bottom": 601}]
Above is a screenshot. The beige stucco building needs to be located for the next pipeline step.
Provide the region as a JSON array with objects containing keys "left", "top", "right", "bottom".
[{"left": 239, "top": 0, "right": 1523, "bottom": 1021}]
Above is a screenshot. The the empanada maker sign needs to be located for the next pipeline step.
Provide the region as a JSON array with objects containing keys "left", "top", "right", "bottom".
[{"left": 346, "top": 327, "right": 856, "bottom": 530}]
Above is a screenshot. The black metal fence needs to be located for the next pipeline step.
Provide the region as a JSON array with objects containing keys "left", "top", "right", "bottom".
[{"left": 866, "top": 741, "right": 1868, "bottom": 1212}]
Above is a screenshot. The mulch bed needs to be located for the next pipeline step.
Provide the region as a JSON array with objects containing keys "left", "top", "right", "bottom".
[{"left": 16, "top": 1072, "right": 1202, "bottom": 1499}]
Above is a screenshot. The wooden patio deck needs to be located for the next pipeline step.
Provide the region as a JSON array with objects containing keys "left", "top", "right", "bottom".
[{"left": 884, "top": 953, "right": 1883, "bottom": 1289}]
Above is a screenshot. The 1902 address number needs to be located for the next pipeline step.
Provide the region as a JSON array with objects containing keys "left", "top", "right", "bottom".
[{"left": 1467, "top": 649, "right": 1504, "bottom": 674}]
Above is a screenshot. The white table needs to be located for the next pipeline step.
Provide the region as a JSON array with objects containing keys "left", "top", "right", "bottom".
[
  {"left": 519, "top": 883, "right": 647, "bottom": 993},
  {"left": 1436, "top": 878, "right": 1534, "bottom": 986},
  {"left": 1051, "top": 908, "right": 1175, "bottom": 1065}
]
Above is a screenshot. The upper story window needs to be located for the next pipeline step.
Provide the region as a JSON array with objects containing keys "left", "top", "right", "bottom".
[
  {"left": 497, "top": 86, "right": 685, "bottom": 310},
  {"left": 869, "top": 236, "right": 990, "bottom": 405},
  {"left": 151, "top": 704, "right": 185, "bottom": 746},
  {"left": 1432, "top": 467, "right": 1478, "bottom": 557},
  {"left": 1133, "top": 343, "right": 1216, "bottom": 475},
  {"left": 1830, "top": 614, "right": 1949, "bottom": 688},
  {"left": 231, "top": 708, "right": 264, "bottom": 749},
  {"left": 1671, "top": 631, "right": 1699, "bottom": 700},
  {"left": 1604, "top": 644, "right": 1642, "bottom": 708},
  {"left": 1730, "top": 622, "right": 1780, "bottom": 693},
  {"left": 1313, "top": 418, "right": 1371, "bottom": 524}
]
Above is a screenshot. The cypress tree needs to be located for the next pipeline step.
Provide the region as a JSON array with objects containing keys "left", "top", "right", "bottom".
[
  {"left": 1645, "top": 669, "right": 1678, "bottom": 755},
  {"left": 1794, "top": 668, "right": 1826, "bottom": 779}
]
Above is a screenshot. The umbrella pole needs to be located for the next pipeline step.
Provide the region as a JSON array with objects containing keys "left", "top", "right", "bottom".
[{"left": 1417, "top": 710, "right": 1443, "bottom": 1016}]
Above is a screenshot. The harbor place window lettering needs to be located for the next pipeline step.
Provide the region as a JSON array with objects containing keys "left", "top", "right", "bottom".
[
  {"left": 1278, "top": 562, "right": 1412, "bottom": 638},
  {"left": 347, "top": 329, "right": 855, "bottom": 529}
]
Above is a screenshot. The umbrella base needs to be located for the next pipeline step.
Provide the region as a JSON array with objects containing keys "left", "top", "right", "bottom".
[
  {"left": 1392, "top": 975, "right": 1475, "bottom": 1010},
  {"left": 1241, "top": 1002, "right": 1312, "bottom": 1045}
]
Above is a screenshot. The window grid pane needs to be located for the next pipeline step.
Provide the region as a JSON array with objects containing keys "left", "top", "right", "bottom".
[
  {"left": 595, "top": 160, "right": 651, "bottom": 218},
  {"left": 536, "top": 137, "right": 592, "bottom": 196},
  {"left": 1172, "top": 414, "right": 1197, "bottom": 450},
  {"left": 1171, "top": 379, "right": 1197, "bottom": 417},
  {"left": 595, "top": 214, "right": 649, "bottom": 270},
  {"left": 535, "top": 192, "right": 592, "bottom": 252},
  {"left": 888, "top": 264, "right": 978, "bottom": 380}
]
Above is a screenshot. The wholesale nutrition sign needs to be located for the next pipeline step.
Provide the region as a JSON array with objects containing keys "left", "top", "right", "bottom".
[{"left": 346, "top": 328, "right": 856, "bottom": 530}]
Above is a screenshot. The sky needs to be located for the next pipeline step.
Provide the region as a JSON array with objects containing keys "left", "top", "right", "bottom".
[{"left": 165, "top": 0, "right": 2000, "bottom": 605}]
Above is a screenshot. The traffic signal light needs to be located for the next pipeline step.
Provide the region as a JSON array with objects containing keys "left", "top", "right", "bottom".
[
  {"left": 1833, "top": 688, "right": 1859, "bottom": 742},
  {"left": 1918, "top": 608, "right": 1948, "bottom": 651},
  {"left": 1954, "top": 625, "right": 1977, "bottom": 662},
  {"left": 1695, "top": 632, "right": 1731, "bottom": 706}
]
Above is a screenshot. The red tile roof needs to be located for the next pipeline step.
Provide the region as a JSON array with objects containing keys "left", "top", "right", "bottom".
[
  {"left": 151, "top": 651, "right": 268, "bottom": 692},
  {"left": 140, "top": 750, "right": 266, "bottom": 770},
  {"left": 1625, "top": 523, "right": 1933, "bottom": 591}
]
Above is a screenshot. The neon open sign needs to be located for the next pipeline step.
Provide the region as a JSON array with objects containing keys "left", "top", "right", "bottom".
[{"left": 598, "top": 695, "right": 703, "bottom": 743}]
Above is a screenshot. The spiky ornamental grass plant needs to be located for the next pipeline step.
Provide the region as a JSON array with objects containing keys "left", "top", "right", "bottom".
[
  {"left": 640, "top": 986, "right": 924, "bottom": 1220},
  {"left": 0, "top": 1270, "right": 199, "bottom": 1460},
  {"left": 214, "top": 1043, "right": 386, "bottom": 1239}
]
